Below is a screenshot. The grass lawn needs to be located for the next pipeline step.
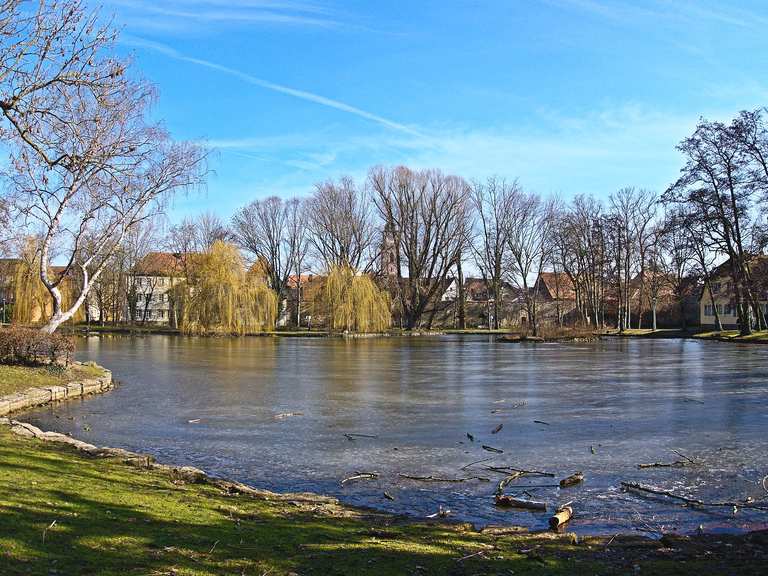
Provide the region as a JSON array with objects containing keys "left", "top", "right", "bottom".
[
  {"left": 694, "top": 330, "right": 768, "bottom": 342},
  {"left": 0, "top": 363, "right": 104, "bottom": 397}
]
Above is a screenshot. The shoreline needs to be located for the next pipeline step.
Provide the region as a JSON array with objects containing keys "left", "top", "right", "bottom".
[
  {"left": 67, "top": 323, "right": 768, "bottom": 344},
  {"left": 2, "top": 362, "right": 767, "bottom": 573}
]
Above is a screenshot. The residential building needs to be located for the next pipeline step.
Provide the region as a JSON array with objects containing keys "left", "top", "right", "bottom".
[
  {"left": 533, "top": 272, "right": 576, "bottom": 302},
  {"left": 699, "top": 256, "right": 768, "bottom": 329},
  {"left": 128, "top": 252, "right": 187, "bottom": 325}
]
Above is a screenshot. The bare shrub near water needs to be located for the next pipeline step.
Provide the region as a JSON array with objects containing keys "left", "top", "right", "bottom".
[{"left": 0, "top": 326, "right": 74, "bottom": 366}]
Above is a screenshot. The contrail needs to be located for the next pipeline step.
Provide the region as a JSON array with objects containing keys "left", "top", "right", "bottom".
[{"left": 123, "top": 36, "right": 424, "bottom": 138}]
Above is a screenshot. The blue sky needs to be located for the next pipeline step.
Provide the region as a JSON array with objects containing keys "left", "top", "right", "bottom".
[{"left": 101, "top": 1, "right": 768, "bottom": 222}]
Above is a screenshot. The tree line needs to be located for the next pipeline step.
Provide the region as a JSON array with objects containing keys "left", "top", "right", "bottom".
[{"left": 1, "top": 3, "right": 767, "bottom": 335}]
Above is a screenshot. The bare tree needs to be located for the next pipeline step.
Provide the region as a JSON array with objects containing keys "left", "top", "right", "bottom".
[
  {"left": 0, "top": 1, "right": 205, "bottom": 333},
  {"left": 504, "top": 190, "right": 555, "bottom": 336},
  {"left": 469, "top": 177, "right": 518, "bottom": 329},
  {"left": 631, "top": 190, "right": 659, "bottom": 329},
  {"left": 553, "top": 195, "right": 607, "bottom": 327},
  {"left": 608, "top": 187, "right": 653, "bottom": 331},
  {"left": 232, "top": 196, "right": 307, "bottom": 306},
  {"left": 288, "top": 198, "right": 310, "bottom": 327},
  {"left": 306, "top": 177, "right": 376, "bottom": 272},
  {"left": 658, "top": 210, "right": 694, "bottom": 331},
  {"left": 196, "top": 212, "right": 230, "bottom": 249},
  {"left": 369, "top": 166, "right": 470, "bottom": 330},
  {"left": 665, "top": 116, "right": 764, "bottom": 333}
]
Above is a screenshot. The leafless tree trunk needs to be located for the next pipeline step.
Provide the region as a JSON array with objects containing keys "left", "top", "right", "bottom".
[
  {"left": 469, "top": 177, "right": 518, "bottom": 330},
  {"left": 369, "top": 166, "right": 470, "bottom": 330},
  {"left": 504, "top": 190, "right": 555, "bottom": 337},
  {"left": 306, "top": 177, "right": 376, "bottom": 272},
  {"left": 232, "top": 196, "right": 307, "bottom": 306},
  {"left": 665, "top": 115, "right": 765, "bottom": 334},
  {"left": 0, "top": 1, "right": 206, "bottom": 333}
]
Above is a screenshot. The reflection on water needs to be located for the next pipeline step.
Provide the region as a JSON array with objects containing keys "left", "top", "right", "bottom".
[{"left": 25, "top": 335, "right": 768, "bottom": 535}]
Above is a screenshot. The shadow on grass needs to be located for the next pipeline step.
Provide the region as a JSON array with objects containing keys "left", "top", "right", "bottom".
[{"left": 0, "top": 433, "right": 586, "bottom": 576}]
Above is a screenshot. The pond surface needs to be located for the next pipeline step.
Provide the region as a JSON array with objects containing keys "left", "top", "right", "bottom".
[{"left": 25, "top": 335, "right": 768, "bottom": 535}]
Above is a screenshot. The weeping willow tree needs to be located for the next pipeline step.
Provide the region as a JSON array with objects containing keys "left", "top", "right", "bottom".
[
  {"left": 179, "top": 241, "right": 277, "bottom": 335},
  {"left": 319, "top": 264, "right": 391, "bottom": 333},
  {"left": 12, "top": 240, "right": 83, "bottom": 325}
]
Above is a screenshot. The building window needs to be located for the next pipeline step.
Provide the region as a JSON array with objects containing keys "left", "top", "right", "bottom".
[{"left": 704, "top": 304, "right": 713, "bottom": 316}]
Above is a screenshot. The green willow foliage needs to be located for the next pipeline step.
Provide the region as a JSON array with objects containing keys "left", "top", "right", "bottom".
[
  {"left": 179, "top": 241, "right": 277, "bottom": 335},
  {"left": 321, "top": 264, "right": 391, "bottom": 333},
  {"left": 12, "top": 240, "right": 82, "bottom": 325}
]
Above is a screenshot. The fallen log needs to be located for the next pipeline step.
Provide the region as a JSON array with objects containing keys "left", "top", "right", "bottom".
[
  {"left": 637, "top": 460, "right": 688, "bottom": 469},
  {"left": 341, "top": 472, "right": 378, "bottom": 485},
  {"left": 549, "top": 504, "right": 573, "bottom": 530},
  {"left": 426, "top": 506, "right": 451, "bottom": 518},
  {"left": 496, "top": 472, "right": 525, "bottom": 496},
  {"left": 559, "top": 472, "right": 584, "bottom": 488},
  {"left": 620, "top": 481, "right": 768, "bottom": 511},
  {"left": 491, "top": 424, "right": 503, "bottom": 434},
  {"left": 460, "top": 456, "right": 497, "bottom": 470},
  {"left": 670, "top": 449, "right": 696, "bottom": 464},
  {"left": 398, "top": 474, "right": 489, "bottom": 483},
  {"left": 482, "top": 445, "right": 504, "bottom": 453},
  {"left": 495, "top": 495, "right": 547, "bottom": 511},
  {"left": 483, "top": 465, "right": 555, "bottom": 478},
  {"left": 344, "top": 433, "right": 378, "bottom": 441},
  {"left": 274, "top": 412, "right": 303, "bottom": 420}
]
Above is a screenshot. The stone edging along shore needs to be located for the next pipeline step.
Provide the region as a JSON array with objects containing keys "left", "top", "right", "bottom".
[
  {"left": 0, "top": 363, "right": 341, "bottom": 507},
  {"left": 0, "top": 362, "right": 114, "bottom": 418}
]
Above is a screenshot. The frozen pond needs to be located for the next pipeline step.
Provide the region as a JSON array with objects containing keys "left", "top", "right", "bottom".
[{"left": 25, "top": 334, "right": 768, "bottom": 535}]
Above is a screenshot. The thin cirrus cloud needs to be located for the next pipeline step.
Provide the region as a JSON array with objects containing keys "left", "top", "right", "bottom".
[
  {"left": 102, "top": 0, "right": 340, "bottom": 29},
  {"left": 122, "top": 36, "right": 426, "bottom": 140},
  {"left": 544, "top": 0, "right": 767, "bottom": 30}
]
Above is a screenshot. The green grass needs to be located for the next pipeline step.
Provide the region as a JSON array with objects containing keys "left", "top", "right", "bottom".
[
  {"left": 694, "top": 330, "right": 768, "bottom": 342},
  {"left": 2, "top": 426, "right": 764, "bottom": 575},
  {"left": 0, "top": 363, "right": 104, "bottom": 397}
]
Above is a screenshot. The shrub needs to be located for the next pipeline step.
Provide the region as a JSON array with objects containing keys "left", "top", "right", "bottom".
[{"left": 0, "top": 326, "right": 75, "bottom": 367}]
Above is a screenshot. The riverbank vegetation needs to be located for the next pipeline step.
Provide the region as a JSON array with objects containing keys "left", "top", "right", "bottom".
[
  {"left": 320, "top": 264, "right": 391, "bottom": 333},
  {"left": 0, "top": 363, "right": 102, "bottom": 397},
  {"left": 693, "top": 330, "right": 768, "bottom": 343},
  {"left": 178, "top": 241, "right": 278, "bottom": 335}
]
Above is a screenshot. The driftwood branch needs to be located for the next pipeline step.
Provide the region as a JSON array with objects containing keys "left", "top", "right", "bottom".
[
  {"left": 341, "top": 472, "right": 379, "bottom": 485},
  {"left": 398, "top": 474, "right": 490, "bottom": 483},
  {"left": 559, "top": 472, "right": 584, "bottom": 487},
  {"left": 637, "top": 460, "right": 689, "bottom": 469},
  {"left": 621, "top": 482, "right": 768, "bottom": 511},
  {"left": 460, "top": 456, "right": 497, "bottom": 470},
  {"left": 495, "top": 495, "right": 547, "bottom": 511},
  {"left": 483, "top": 465, "right": 554, "bottom": 478},
  {"left": 344, "top": 433, "right": 378, "bottom": 441}
]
